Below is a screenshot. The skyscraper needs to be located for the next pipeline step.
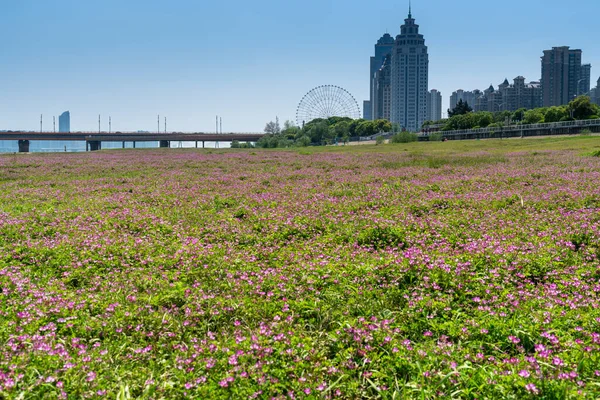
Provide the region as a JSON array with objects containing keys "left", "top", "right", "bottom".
[
  {"left": 59, "top": 111, "right": 70, "bottom": 133},
  {"left": 373, "top": 55, "right": 392, "bottom": 121},
  {"left": 426, "top": 89, "right": 442, "bottom": 122},
  {"left": 541, "top": 46, "right": 583, "bottom": 106},
  {"left": 580, "top": 64, "right": 591, "bottom": 96},
  {"left": 364, "top": 33, "right": 395, "bottom": 120},
  {"left": 591, "top": 77, "right": 600, "bottom": 105},
  {"left": 390, "top": 6, "right": 429, "bottom": 131}
]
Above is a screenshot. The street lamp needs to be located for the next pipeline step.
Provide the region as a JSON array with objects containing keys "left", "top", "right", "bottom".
[{"left": 575, "top": 78, "right": 587, "bottom": 98}]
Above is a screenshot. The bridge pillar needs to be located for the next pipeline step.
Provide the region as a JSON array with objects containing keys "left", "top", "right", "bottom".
[
  {"left": 89, "top": 141, "right": 102, "bottom": 151},
  {"left": 159, "top": 140, "right": 169, "bottom": 148},
  {"left": 202, "top": 141, "right": 205, "bottom": 148},
  {"left": 18, "top": 140, "right": 30, "bottom": 153},
  {"left": 195, "top": 141, "right": 198, "bottom": 148},
  {"left": 122, "top": 141, "right": 125, "bottom": 149},
  {"left": 133, "top": 142, "right": 136, "bottom": 149}
]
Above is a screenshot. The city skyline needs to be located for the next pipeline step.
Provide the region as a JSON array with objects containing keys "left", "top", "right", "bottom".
[{"left": 2, "top": 0, "right": 599, "bottom": 132}]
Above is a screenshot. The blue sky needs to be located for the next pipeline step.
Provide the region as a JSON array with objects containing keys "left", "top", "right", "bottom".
[{"left": 1, "top": 0, "right": 599, "bottom": 132}]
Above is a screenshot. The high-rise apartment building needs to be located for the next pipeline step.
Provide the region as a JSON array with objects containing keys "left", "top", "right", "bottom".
[
  {"left": 580, "top": 64, "right": 592, "bottom": 96},
  {"left": 449, "top": 89, "right": 482, "bottom": 111},
  {"left": 390, "top": 7, "right": 429, "bottom": 132},
  {"left": 364, "top": 33, "right": 394, "bottom": 120},
  {"left": 473, "top": 77, "right": 541, "bottom": 112},
  {"left": 591, "top": 77, "right": 600, "bottom": 105},
  {"left": 541, "top": 46, "right": 585, "bottom": 106},
  {"left": 58, "top": 111, "right": 70, "bottom": 133},
  {"left": 426, "top": 89, "right": 442, "bottom": 122}
]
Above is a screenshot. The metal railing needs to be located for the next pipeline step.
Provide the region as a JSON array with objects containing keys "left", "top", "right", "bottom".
[{"left": 421, "top": 118, "right": 600, "bottom": 137}]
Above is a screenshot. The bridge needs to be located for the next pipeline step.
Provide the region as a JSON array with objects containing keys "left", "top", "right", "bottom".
[
  {"left": 420, "top": 118, "right": 600, "bottom": 141},
  {"left": 0, "top": 131, "right": 264, "bottom": 152}
]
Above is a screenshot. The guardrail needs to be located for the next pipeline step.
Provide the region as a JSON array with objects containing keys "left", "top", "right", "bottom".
[{"left": 421, "top": 118, "right": 600, "bottom": 138}]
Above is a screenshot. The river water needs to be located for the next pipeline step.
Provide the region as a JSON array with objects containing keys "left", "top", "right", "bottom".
[{"left": 0, "top": 140, "right": 230, "bottom": 153}]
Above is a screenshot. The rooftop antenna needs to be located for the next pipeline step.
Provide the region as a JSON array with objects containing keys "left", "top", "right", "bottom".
[{"left": 408, "top": 0, "right": 412, "bottom": 18}]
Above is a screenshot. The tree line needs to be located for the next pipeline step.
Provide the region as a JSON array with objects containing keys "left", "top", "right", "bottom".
[
  {"left": 253, "top": 117, "right": 393, "bottom": 148},
  {"left": 424, "top": 96, "right": 600, "bottom": 132}
]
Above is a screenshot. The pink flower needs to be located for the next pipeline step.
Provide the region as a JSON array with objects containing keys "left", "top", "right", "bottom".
[
  {"left": 553, "top": 357, "right": 564, "bottom": 366},
  {"left": 519, "top": 370, "right": 530, "bottom": 378},
  {"left": 525, "top": 383, "right": 539, "bottom": 394}
]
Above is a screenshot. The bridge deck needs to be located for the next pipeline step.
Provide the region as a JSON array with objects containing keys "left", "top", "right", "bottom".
[{"left": 0, "top": 132, "right": 264, "bottom": 142}]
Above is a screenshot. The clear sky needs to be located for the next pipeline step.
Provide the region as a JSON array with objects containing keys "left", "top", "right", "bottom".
[{"left": 2, "top": 0, "right": 599, "bottom": 132}]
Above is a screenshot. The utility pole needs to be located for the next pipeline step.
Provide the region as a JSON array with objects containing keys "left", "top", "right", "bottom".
[
  {"left": 53, "top": 116, "right": 56, "bottom": 133},
  {"left": 165, "top": 117, "right": 167, "bottom": 134},
  {"left": 98, "top": 115, "right": 101, "bottom": 133},
  {"left": 216, "top": 116, "right": 219, "bottom": 134},
  {"left": 158, "top": 115, "right": 160, "bottom": 134},
  {"left": 40, "top": 114, "right": 43, "bottom": 133},
  {"left": 109, "top": 116, "right": 112, "bottom": 133},
  {"left": 220, "top": 117, "right": 222, "bottom": 134}
]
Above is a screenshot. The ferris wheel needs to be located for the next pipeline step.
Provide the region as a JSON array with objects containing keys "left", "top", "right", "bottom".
[{"left": 296, "top": 85, "right": 361, "bottom": 127}]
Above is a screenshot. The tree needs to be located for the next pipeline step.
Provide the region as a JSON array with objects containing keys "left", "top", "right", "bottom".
[
  {"left": 569, "top": 96, "right": 599, "bottom": 120},
  {"left": 544, "top": 106, "right": 567, "bottom": 123},
  {"left": 374, "top": 119, "right": 392, "bottom": 133},
  {"left": 306, "top": 121, "right": 329, "bottom": 144},
  {"left": 476, "top": 112, "right": 494, "bottom": 128},
  {"left": 448, "top": 99, "right": 473, "bottom": 117},
  {"left": 283, "top": 120, "right": 295, "bottom": 131},
  {"left": 264, "top": 118, "right": 281, "bottom": 134},
  {"left": 523, "top": 109, "right": 544, "bottom": 124},
  {"left": 332, "top": 121, "right": 350, "bottom": 138},
  {"left": 513, "top": 108, "right": 527, "bottom": 123}
]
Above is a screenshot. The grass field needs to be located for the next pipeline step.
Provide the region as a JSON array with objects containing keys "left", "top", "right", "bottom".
[{"left": 1, "top": 136, "right": 600, "bottom": 399}]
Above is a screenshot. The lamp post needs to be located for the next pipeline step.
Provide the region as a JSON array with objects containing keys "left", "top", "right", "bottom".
[{"left": 576, "top": 78, "right": 586, "bottom": 97}]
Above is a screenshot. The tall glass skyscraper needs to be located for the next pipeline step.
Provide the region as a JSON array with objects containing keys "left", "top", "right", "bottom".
[
  {"left": 59, "top": 111, "right": 70, "bottom": 133},
  {"left": 390, "top": 7, "right": 429, "bottom": 132},
  {"left": 364, "top": 33, "right": 394, "bottom": 120}
]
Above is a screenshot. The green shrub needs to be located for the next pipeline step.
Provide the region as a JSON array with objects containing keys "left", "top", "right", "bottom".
[
  {"left": 391, "top": 131, "right": 418, "bottom": 143},
  {"left": 429, "top": 132, "right": 443, "bottom": 142},
  {"left": 375, "top": 136, "right": 385, "bottom": 145},
  {"left": 357, "top": 226, "right": 406, "bottom": 249}
]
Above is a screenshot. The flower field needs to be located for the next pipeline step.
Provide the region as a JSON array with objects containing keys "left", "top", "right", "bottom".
[{"left": 1, "top": 138, "right": 600, "bottom": 399}]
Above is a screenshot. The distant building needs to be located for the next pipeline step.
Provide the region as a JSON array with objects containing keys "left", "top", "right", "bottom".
[
  {"left": 373, "top": 55, "right": 392, "bottom": 121},
  {"left": 591, "top": 77, "right": 600, "bottom": 105},
  {"left": 364, "top": 33, "right": 394, "bottom": 120},
  {"left": 449, "top": 89, "right": 482, "bottom": 112},
  {"left": 580, "top": 64, "right": 592, "bottom": 96},
  {"left": 363, "top": 101, "right": 372, "bottom": 121},
  {"left": 426, "top": 89, "right": 442, "bottom": 122},
  {"left": 390, "top": 8, "right": 429, "bottom": 132},
  {"left": 541, "top": 46, "right": 588, "bottom": 106},
  {"left": 473, "top": 77, "right": 541, "bottom": 112},
  {"left": 58, "top": 111, "right": 70, "bottom": 133}
]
